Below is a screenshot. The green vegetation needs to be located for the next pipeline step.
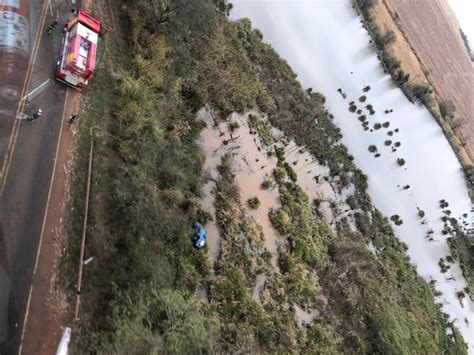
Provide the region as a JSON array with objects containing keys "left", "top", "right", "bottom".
[
  {"left": 366, "top": 104, "right": 375, "bottom": 115},
  {"left": 437, "top": 200, "right": 473, "bottom": 296},
  {"left": 228, "top": 120, "right": 240, "bottom": 132},
  {"left": 439, "top": 258, "right": 450, "bottom": 273},
  {"left": 62, "top": 0, "right": 468, "bottom": 352},
  {"left": 248, "top": 113, "right": 274, "bottom": 146},
  {"left": 368, "top": 145, "right": 377, "bottom": 153},
  {"left": 268, "top": 161, "right": 465, "bottom": 353},
  {"left": 440, "top": 199, "right": 450, "bottom": 209},
  {"left": 449, "top": 234, "right": 474, "bottom": 295},
  {"left": 261, "top": 179, "right": 273, "bottom": 190},
  {"left": 247, "top": 196, "right": 261, "bottom": 209},
  {"left": 397, "top": 158, "right": 406, "bottom": 166},
  {"left": 390, "top": 214, "right": 404, "bottom": 226}
]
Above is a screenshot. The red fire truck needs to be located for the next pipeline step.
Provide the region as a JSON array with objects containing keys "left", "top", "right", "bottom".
[
  {"left": 0, "top": 0, "right": 30, "bottom": 118},
  {"left": 55, "top": 9, "right": 100, "bottom": 90}
]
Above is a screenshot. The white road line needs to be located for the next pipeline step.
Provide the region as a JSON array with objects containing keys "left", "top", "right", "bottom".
[{"left": 18, "top": 89, "right": 69, "bottom": 355}]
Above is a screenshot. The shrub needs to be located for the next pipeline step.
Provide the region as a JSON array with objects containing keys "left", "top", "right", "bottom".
[
  {"left": 390, "top": 214, "right": 403, "bottom": 225},
  {"left": 373, "top": 123, "right": 382, "bottom": 130},
  {"left": 382, "top": 121, "right": 390, "bottom": 128},
  {"left": 439, "top": 199, "right": 449, "bottom": 208},
  {"left": 368, "top": 145, "right": 378, "bottom": 153},
  {"left": 248, "top": 114, "right": 274, "bottom": 146},
  {"left": 438, "top": 258, "right": 450, "bottom": 273},
  {"left": 397, "top": 158, "right": 406, "bottom": 166},
  {"left": 395, "top": 70, "right": 410, "bottom": 84},
  {"left": 261, "top": 179, "right": 273, "bottom": 190},
  {"left": 274, "top": 146, "right": 285, "bottom": 161},
  {"left": 394, "top": 142, "right": 401, "bottom": 147},
  {"left": 268, "top": 208, "right": 292, "bottom": 235},
  {"left": 383, "top": 52, "right": 401, "bottom": 71},
  {"left": 439, "top": 100, "right": 456, "bottom": 119},
  {"left": 247, "top": 196, "right": 261, "bottom": 209},
  {"left": 359, "top": 95, "right": 367, "bottom": 102},
  {"left": 412, "top": 84, "right": 433, "bottom": 106},
  {"left": 283, "top": 162, "right": 298, "bottom": 182},
  {"left": 384, "top": 140, "right": 392, "bottom": 146},
  {"left": 273, "top": 167, "right": 286, "bottom": 183},
  {"left": 229, "top": 121, "right": 240, "bottom": 132}
]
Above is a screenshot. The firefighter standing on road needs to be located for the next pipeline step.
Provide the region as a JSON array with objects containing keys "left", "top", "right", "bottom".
[
  {"left": 28, "top": 109, "right": 42, "bottom": 121},
  {"left": 67, "top": 113, "right": 79, "bottom": 125},
  {"left": 46, "top": 20, "right": 58, "bottom": 35}
]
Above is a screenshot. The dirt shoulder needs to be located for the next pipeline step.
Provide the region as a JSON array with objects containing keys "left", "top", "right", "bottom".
[{"left": 370, "top": 0, "right": 473, "bottom": 168}]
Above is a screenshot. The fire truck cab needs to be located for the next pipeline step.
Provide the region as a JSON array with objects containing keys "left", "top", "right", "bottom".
[{"left": 56, "top": 10, "right": 100, "bottom": 90}]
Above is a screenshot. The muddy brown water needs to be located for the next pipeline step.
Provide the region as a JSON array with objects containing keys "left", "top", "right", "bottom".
[
  {"left": 199, "top": 109, "right": 358, "bottom": 262},
  {"left": 199, "top": 110, "right": 283, "bottom": 261},
  {"left": 198, "top": 109, "right": 357, "bottom": 326}
]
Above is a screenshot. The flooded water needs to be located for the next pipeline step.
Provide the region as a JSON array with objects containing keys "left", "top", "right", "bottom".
[
  {"left": 199, "top": 110, "right": 283, "bottom": 261},
  {"left": 199, "top": 109, "right": 353, "bottom": 264},
  {"left": 231, "top": 0, "right": 474, "bottom": 349}
]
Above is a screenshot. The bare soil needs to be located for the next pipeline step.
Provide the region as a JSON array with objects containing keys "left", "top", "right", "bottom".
[{"left": 371, "top": 0, "right": 474, "bottom": 166}]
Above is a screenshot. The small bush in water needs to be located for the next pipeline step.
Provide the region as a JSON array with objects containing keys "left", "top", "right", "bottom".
[{"left": 247, "top": 197, "right": 261, "bottom": 209}]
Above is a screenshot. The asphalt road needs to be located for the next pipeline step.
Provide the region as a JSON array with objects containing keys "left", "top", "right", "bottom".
[{"left": 0, "top": 0, "right": 80, "bottom": 353}]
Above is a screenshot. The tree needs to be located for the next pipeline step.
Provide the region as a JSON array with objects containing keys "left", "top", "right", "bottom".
[
  {"left": 381, "top": 30, "right": 396, "bottom": 47},
  {"left": 439, "top": 99, "right": 456, "bottom": 119},
  {"left": 148, "top": 0, "right": 176, "bottom": 25}
]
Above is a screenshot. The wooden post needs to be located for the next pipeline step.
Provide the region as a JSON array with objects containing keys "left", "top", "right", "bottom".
[{"left": 74, "top": 139, "right": 93, "bottom": 320}]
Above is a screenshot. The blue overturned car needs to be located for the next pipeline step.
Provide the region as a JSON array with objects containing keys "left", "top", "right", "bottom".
[{"left": 192, "top": 222, "right": 207, "bottom": 249}]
